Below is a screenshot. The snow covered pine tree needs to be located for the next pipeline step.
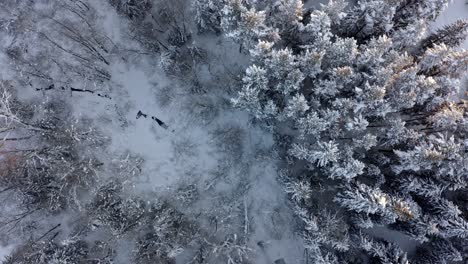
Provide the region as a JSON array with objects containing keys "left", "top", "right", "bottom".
[{"left": 226, "top": 0, "right": 468, "bottom": 263}]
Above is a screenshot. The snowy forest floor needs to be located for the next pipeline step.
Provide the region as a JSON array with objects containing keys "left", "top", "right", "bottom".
[
  {"left": 72, "top": 54, "right": 304, "bottom": 263},
  {"left": 1, "top": 0, "right": 304, "bottom": 262},
  {"left": 0, "top": 0, "right": 467, "bottom": 263}
]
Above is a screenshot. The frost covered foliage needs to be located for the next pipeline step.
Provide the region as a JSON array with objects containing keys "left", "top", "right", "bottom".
[
  {"left": 109, "top": 0, "right": 152, "bottom": 20},
  {"left": 228, "top": 0, "right": 468, "bottom": 262},
  {"left": 1, "top": 1, "right": 113, "bottom": 90},
  {"left": 4, "top": 240, "right": 89, "bottom": 264},
  {"left": 0, "top": 84, "right": 108, "bottom": 214},
  {"left": 192, "top": 0, "right": 225, "bottom": 33}
]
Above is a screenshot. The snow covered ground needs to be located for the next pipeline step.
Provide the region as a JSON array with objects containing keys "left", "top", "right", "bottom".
[{"left": 0, "top": 244, "right": 14, "bottom": 262}]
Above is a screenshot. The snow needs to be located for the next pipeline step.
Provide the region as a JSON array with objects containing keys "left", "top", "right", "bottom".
[
  {"left": 0, "top": 244, "right": 14, "bottom": 262},
  {"left": 1, "top": 0, "right": 466, "bottom": 262},
  {"left": 33, "top": 1, "right": 306, "bottom": 262}
]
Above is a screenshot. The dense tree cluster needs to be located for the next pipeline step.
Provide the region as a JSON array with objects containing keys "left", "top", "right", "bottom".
[{"left": 224, "top": 0, "right": 468, "bottom": 263}]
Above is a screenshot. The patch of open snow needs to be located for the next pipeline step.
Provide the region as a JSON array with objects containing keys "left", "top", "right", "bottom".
[
  {"left": 69, "top": 60, "right": 220, "bottom": 189},
  {"left": 0, "top": 244, "right": 15, "bottom": 262}
]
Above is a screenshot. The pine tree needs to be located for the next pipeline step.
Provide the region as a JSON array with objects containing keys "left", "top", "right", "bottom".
[
  {"left": 420, "top": 19, "right": 468, "bottom": 51},
  {"left": 221, "top": 0, "right": 278, "bottom": 49},
  {"left": 414, "top": 238, "right": 462, "bottom": 264},
  {"left": 393, "top": 0, "right": 449, "bottom": 30},
  {"left": 358, "top": 234, "right": 409, "bottom": 264},
  {"left": 338, "top": 1, "right": 397, "bottom": 42}
]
